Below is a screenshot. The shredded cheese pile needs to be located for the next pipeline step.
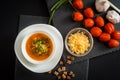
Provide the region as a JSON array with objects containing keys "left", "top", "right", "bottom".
[{"left": 68, "top": 32, "right": 90, "bottom": 55}]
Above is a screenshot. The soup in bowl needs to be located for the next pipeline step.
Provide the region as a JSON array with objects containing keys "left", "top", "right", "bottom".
[{"left": 21, "top": 31, "right": 55, "bottom": 64}]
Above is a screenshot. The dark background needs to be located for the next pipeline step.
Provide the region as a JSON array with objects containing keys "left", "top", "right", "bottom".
[{"left": 1, "top": 0, "right": 120, "bottom": 80}]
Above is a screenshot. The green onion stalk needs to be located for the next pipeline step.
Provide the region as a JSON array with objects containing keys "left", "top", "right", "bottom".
[{"left": 48, "top": 0, "right": 73, "bottom": 25}]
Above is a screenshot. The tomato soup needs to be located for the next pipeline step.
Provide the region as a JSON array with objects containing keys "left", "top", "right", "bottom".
[{"left": 26, "top": 33, "right": 53, "bottom": 61}]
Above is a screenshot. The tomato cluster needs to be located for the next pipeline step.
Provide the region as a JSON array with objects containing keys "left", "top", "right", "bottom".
[{"left": 72, "top": 0, "right": 120, "bottom": 48}]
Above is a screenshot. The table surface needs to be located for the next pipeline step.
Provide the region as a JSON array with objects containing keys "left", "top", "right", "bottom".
[{"left": 1, "top": 0, "right": 120, "bottom": 80}]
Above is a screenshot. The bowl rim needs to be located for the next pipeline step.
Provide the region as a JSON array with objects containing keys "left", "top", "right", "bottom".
[{"left": 65, "top": 27, "right": 94, "bottom": 57}]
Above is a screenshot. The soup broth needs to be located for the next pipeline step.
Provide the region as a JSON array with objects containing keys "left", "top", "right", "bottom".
[{"left": 26, "top": 33, "right": 53, "bottom": 61}]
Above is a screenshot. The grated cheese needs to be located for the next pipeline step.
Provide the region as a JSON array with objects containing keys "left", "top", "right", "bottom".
[{"left": 68, "top": 32, "right": 90, "bottom": 55}]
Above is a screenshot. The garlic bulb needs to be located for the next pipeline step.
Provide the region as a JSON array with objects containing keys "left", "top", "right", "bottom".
[
  {"left": 106, "top": 10, "right": 120, "bottom": 24},
  {"left": 95, "top": 0, "right": 110, "bottom": 12}
]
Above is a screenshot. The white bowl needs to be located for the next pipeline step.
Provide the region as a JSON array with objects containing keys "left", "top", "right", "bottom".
[
  {"left": 21, "top": 31, "right": 55, "bottom": 64},
  {"left": 14, "top": 24, "right": 64, "bottom": 73}
]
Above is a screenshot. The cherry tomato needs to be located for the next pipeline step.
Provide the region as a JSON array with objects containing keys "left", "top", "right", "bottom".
[
  {"left": 84, "top": 18, "right": 94, "bottom": 28},
  {"left": 73, "top": 0, "right": 84, "bottom": 10},
  {"left": 108, "top": 39, "right": 119, "bottom": 48},
  {"left": 104, "top": 23, "right": 115, "bottom": 34},
  {"left": 94, "top": 16, "right": 104, "bottom": 27},
  {"left": 73, "top": 11, "right": 84, "bottom": 21},
  {"left": 90, "top": 27, "right": 102, "bottom": 37},
  {"left": 111, "top": 30, "right": 120, "bottom": 40},
  {"left": 99, "top": 33, "right": 111, "bottom": 42},
  {"left": 83, "top": 7, "right": 94, "bottom": 18}
]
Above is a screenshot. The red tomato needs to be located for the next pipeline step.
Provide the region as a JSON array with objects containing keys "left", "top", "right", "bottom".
[
  {"left": 99, "top": 33, "right": 111, "bottom": 42},
  {"left": 108, "top": 39, "right": 119, "bottom": 48},
  {"left": 73, "top": 11, "right": 84, "bottom": 21},
  {"left": 90, "top": 27, "right": 102, "bottom": 37},
  {"left": 94, "top": 16, "right": 104, "bottom": 27},
  {"left": 83, "top": 7, "right": 94, "bottom": 18},
  {"left": 104, "top": 23, "right": 115, "bottom": 34},
  {"left": 73, "top": 0, "right": 84, "bottom": 10},
  {"left": 84, "top": 18, "right": 94, "bottom": 28},
  {"left": 111, "top": 30, "right": 120, "bottom": 40}
]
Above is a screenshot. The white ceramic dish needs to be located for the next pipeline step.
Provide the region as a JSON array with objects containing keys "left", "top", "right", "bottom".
[
  {"left": 14, "top": 24, "right": 63, "bottom": 73},
  {"left": 21, "top": 30, "right": 55, "bottom": 64}
]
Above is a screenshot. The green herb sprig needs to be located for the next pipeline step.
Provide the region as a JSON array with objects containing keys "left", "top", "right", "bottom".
[{"left": 48, "top": 0, "right": 73, "bottom": 24}]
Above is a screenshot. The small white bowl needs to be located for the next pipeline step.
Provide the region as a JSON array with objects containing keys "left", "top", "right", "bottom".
[
  {"left": 21, "top": 28, "right": 55, "bottom": 64},
  {"left": 65, "top": 28, "right": 93, "bottom": 57}
]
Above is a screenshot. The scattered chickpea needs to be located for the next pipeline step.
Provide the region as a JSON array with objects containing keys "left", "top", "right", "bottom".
[
  {"left": 67, "top": 60, "right": 72, "bottom": 64},
  {"left": 69, "top": 71, "right": 73, "bottom": 76},
  {"left": 67, "top": 75, "right": 71, "bottom": 80},
  {"left": 62, "top": 66, "right": 66, "bottom": 71},
  {"left": 70, "top": 56, "right": 75, "bottom": 61},
  {"left": 54, "top": 71, "right": 59, "bottom": 76},
  {"left": 71, "top": 73, "right": 75, "bottom": 78},
  {"left": 62, "top": 73, "right": 66, "bottom": 79},
  {"left": 63, "top": 71, "right": 67, "bottom": 75},
  {"left": 67, "top": 55, "right": 71, "bottom": 59},
  {"left": 48, "top": 70, "right": 52, "bottom": 74},
  {"left": 60, "top": 61, "right": 64, "bottom": 65},
  {"left": 57, "top": 68, "right": 62, "bottom": 72}
]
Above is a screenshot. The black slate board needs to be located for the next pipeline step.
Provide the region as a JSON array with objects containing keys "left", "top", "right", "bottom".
[
  {"left": 46, "top": 0, "right": 120, "bottom": 63},
  {"left": 14, "top": 15, "right": 89, "bottom": 80}
]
